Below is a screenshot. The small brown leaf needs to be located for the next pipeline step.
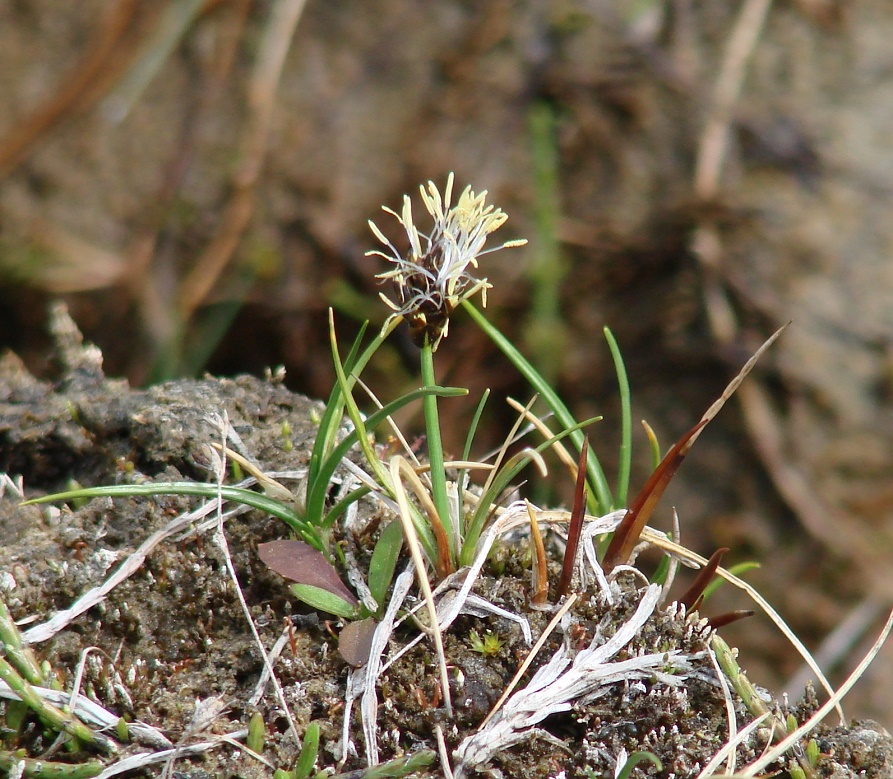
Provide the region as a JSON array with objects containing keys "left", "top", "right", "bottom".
[
  {"left": 339, "top": 617, "right": 378, "bottom": 668},
  {"left": 258, "top": 540, "right": 358, "bottom": 608},
  {"left": 556, "top": 436, "right": 588, "bottom": 599},
  {"left": 679, "top": 547, "right": 729, "bottom": 613},
  {"left": 707, "top": 610, "right": 755, "bottom": 630}
]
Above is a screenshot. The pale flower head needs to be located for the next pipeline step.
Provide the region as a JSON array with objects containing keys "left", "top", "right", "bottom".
[{"left": 367, "top": 172, "right": 527, "bottom": 349}]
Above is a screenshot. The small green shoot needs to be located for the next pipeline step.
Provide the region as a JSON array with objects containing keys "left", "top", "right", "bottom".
[
  {"left": 468, "top": 629, "right": 504, "bottom": 657},
  {"left": 247, "top": 712, "right": 265, "bottom": 754},
  {"left": 616, "top": 751, "right": 663, "bottom": 779},
  {"left": 291, "top": 721, "right": 320, "bottom": 779}
]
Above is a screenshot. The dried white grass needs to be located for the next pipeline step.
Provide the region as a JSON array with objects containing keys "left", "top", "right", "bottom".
[
  {"left": 641, "top": 528, "right": 841, "bottom": 718},
  {"left": 707, "top": 634, "right": 740, "bottom": 775},
  {"left": 248, "top": 624, "right": 292, "bottom": 707},
  {"left": 785, "top": 594, "right": 887, "bottom": 696},
  {"left": 479, "top": 593, "right": 578, "bottom": 729},
  {"left": 23, "top": 497, "right": 253, "bottom": 645},
  {"left": 359, "top": 567, "right": 416, "bottom": 765},
  {"left": 0, "top": 472, "right": 25, "bottom": 500},
  {"left": 93, "top": 731, "right": 247, "bottom": 779},
  {"left": 694, "top": 712, "right": 771, "bottom": 779},
  {"left": 0, "top": 680, "right": 171, "bottom": 749},
  {"left": 454, "top": 584, "right": 688, "bottom": 777},
  {"left": 207, "top": 414, "right": 300, "bottom": 750},
  {"left": 435, "top": 723, "right": 456, "bottom": 779},
  {"left": 390, "top": 456, "right": 453, "bottom": 717}
]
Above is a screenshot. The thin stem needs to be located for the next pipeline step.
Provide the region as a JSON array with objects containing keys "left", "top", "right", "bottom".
[{"left": 420, "top": 340, "right": 455, "bottom": 563}]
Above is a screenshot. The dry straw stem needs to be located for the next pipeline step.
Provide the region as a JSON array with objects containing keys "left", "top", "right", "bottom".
[
  {"left": 356, "top": 568, "right": 417, "bottom": 767},
  {"left": 505, "top": 396, "right": 579, "bottom": 478},
  {"left": 23, "top": 497, "right": 255, "bottom": 646},
  {"left": 478, "top": 592, "right": 578, "bottom": 730},
  {"left": 208, "top": 416, "right": 301, "bottom": 750},
  {"left": 602, "top": 324, "right": 786, "bottom": 573},
  {"left": 482, "top": 502, "right": 839, "bottom": 713},
  {"left": 454, "top": 585, "right": 689, "bottom": 777},
  {"left": 0, "top": 679, "right": 170, "bottom": 752},
  {"left": 389, "top": 455, "right": 453, "bottom": 718},
  {"left": 706, "top": 634, "right": 744, "bottom": 776}
]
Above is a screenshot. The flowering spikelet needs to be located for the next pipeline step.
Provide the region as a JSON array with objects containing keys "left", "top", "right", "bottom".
[{"left": 368, "top": 172, "right": 527, "bottom": 349}]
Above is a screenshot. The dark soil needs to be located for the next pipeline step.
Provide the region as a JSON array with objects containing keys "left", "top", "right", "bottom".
[{"left": 0, "top": 311, "right": 889, "bottom": 778}]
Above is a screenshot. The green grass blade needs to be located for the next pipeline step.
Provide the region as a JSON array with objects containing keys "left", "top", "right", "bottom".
[
  {"left": 642, "top": 419, "right": 662, "bottom": 471},
  {"left": 23, "top": 482, "right": 323, "bottom": 548},
  {"left": 419, "top": 341, "right": 454, "bottom": 562},
  {"left": 289, "top": 584, "right": 359, "bottom": 619},
  {"left": 367, "top": 519, "right": 404, "bottom": 614},
  {"left": 459, "top": 415, "right": 601, "bottom": 566},
  {"left": 307, "top": 385, "right": 467, "bottom": 529},
  {"left": 702, "top": 561, "right": 761, "bottom": 602},
  {"left": 616, "top": 751, "right": 663, "bottom": 779},
  {"left": 292, "top": 721, "right": 321, "bottom": 779},
  {"left": 322, "top": 485, "right": 371, "bottom": 528},
  {"left": 307, "top": 321, "right": 370, "bottom": 492},
  {"left": 329, "top": 312, "right": 391, "bottom": 489},
  {"left": 306, "top": 316, "right": 403, "bottom": 500},
  {"left": 457, "top": 388, "right": 490, "bottom": 499},
  {"left": 462, "top": 301, "right": 613, "bottom": 513},
  {"left": 604, "top": 326, "right": 632, "bottom": 508}
]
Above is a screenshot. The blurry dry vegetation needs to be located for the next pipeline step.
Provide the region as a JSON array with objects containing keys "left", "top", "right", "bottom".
[{"left": 1, "top": 0, "right": 892, "bottom": 723}]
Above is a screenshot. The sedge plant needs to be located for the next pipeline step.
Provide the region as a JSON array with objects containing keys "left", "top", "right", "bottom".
[
  {"left": 17, "top": 173, "right": 891, "bottom": 779},
  {"left": 22, "top": 173, "right": 646, "bottom": 632}
]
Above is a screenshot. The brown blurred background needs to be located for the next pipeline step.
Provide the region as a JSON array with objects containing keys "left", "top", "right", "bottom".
[{"left": 1, "top": 0, "right": 891, "bottom": 723}]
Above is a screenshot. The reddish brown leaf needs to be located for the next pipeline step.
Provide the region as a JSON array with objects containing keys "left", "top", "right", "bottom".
[
  {"left": 679, "top": 547, "right": 729, "bottom": 612},
  {"left": 707, "top": 610, "right": 755, "bottom": 630},
  {"left": 601, "top": 420, "right": 707, "bottom": 574},
  {"left": 601, "top": 325, "right": 786, "bottom": 574},
  {"left": 339, "top": 616, "right": 378, "bottom": 667},
  {"left": 258, "top": 540, "right": 358, "bottom": 608},
  {"left": 526, "top": 501, "right": 549, "bottom": 606}
]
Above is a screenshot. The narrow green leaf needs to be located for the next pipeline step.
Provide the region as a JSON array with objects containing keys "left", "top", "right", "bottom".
[
  {"left": 367, "top": 520, "right": 404, "bottom": 614},
  {"left": 641, "top": 419, "right": 662, "bottom": 472},
  {"left": 456, "top": 389, "right": 490, "bottom": 508},
  {"left": 604, "top": 326, "right": 632, "bottom": 508},
  {"left": 362, "top": 750, "right": 436, "bottom": 778},
  {"left": 322, "top": 485, "right": 371, "bottom": 528},
  {"left": 329, "top": 311, "right": 391, "bottom": 490},
  {"left": 289, "top": 584, "right": 359, "bottom": 619},
  {"left": 419, "top": 341, "right": 454, "bottom": 562},
  {"left": 307, "top": 322, "right": 369, "bottom": 489},
  {"left": 702, "top": 561, "right": 760, "bottom": 602},
  {"left": 462, "top": 301, "right": 613, "bottom": 513},
  {"left": 306, "top": 385, "right": 466, "bottom": 529},
  {"left": 616, "top": 751, "right": 663, "bottom": 779},
  {"left": 23, "top": 482, "right": 323, "bottom": 551},
  {"left": 292, "top": 721, "right": 320, "bottom": 779},
  {"left": 460, "top": 415, "right": 600, "bottom": 566}
]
